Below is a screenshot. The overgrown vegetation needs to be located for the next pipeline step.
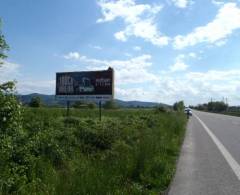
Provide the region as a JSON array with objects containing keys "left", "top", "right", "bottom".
[{"left": 0, "top": 106, "right": 187, "bottom": 194}]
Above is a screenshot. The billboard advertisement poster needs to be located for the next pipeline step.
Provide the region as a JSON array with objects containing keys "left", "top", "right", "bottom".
[{"left": 55, "top": 67, "right": 114, "bottom": 101}]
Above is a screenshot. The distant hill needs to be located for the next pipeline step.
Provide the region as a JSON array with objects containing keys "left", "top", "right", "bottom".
[
  {"left": 17, "top": 93, "right": 169, "bottom": 108},
  {"left": 17, "top": 93, "right": 65, "bottom": 107},
  {"left": 115, "top": 99, "right": 168, "bottom": 108}
]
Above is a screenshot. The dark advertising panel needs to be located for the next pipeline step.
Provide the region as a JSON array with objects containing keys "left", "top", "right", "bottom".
[{"left": 56, "top": 67, "right": 114, "bottom": 101}]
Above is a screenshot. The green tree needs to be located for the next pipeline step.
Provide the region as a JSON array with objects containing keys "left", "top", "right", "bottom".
[
  {"left": 173, "top": 101, "right": 185, "bottom": 112},
  {"left": 0, "top": 19, "right": 9, "bottom": 64},
  {"left": 0, "top": 19, "right": 27, "bottom": 193},
  {"left": 207, "top": 101, "right": 228, "bottom": 112},
  {"left": 29, "top": 96, "right": 42, "bottom": 107},
  {"left": 173, "top": 102, "right": 177, "bottom": 111},
  {"left": 0, "top": 81, "right": 22, "bottom": 134},
  {"left": 0, "top": 20, "right": 21, "bottom": 135}
]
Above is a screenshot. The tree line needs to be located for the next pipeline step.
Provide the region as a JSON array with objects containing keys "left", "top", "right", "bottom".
[{"left": 191, "top": 101, "right": 228, "bottom": 112}]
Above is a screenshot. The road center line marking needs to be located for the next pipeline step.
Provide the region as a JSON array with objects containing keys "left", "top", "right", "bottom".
[{"left": 194, "top": 114, "right": 240, "bottom": 180}]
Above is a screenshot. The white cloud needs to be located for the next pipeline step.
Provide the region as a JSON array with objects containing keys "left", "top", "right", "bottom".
[
  {"left": 211, "top": 0, "right": 224, "bottom": 6},
  {"left": 169, "top": 54, "right": 189, "bottom": 71},
  {"left": 89, "top": 45, "right": 103, "bottom": 50},
  {"left": 97, "top": 0, "right": 169, "bottom": 46},
  {"left": 62, "top": 51, "right": 240, "bottom": 105},
  {"left": 64, "top": 51, "right": 157, "bottom": 85},
  {"left": 176, "top": 54, "right": 185, "bottom": 60},
  {"left": 171, "top": 0, "right": 192, "bottom": 8},
  {"left": 170, "top": 61, "right": 189, "bottom": 71},
  {"left": 115, "top": 31, "right": 128, "bottom": 41},
  {"left": 117, "top": 68, "right": 240, "bottom": 104},
  {"left": 186, "top": 70, "right": 240, "bottom": 104},
  {"left": 116, "top": 87, "right": 149, "bottom": 101},
  {"left": 124, "top": 53, "right": 132, "bottom": 57},
  {"left": 0, "top": 61, "right": 20, "bottom": 83},
  {"left": 153, "top": 69, "right": 240, "bottom": 105},
  {"left": 189, "top": 52, "right": 197, "bottom": 58},
  {"left": 174, "top": 3, "right": 240, "bottom": 49},
  {"left": 186, "top": 70, "right": 240, "bottom": 81},
  {"left": 17, "top": 80, "right": 55, "bottom": 95},
  {"left": 214, "top": 39, "right": 227, "bottom": 46},
  {"left": 64, "top": 52, "right": 89, "bottom": 61},
  {"left": 0, "top": 62, "right": 55, "bottom": 95},
  {"left": 133, "top": 46, "right": 141, "bottom": 51},
  {"left": 169, "top": 52, "right": 198, "bottom": 72},
  {"left": 64, "top": 52, "right": 81, "bottom": 60}
]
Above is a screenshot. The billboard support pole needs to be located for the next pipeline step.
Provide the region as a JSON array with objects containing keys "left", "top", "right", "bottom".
[
  {"left": 99, "top": 101, "right": 102, "bottom": 121},
  {"left": 67, "top": 101, "right": 70, "bottom": 117}
]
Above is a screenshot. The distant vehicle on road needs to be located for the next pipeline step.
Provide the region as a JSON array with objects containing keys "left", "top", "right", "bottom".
[{"left": 184, "top": 107, "right": 192, "bottom": 117}]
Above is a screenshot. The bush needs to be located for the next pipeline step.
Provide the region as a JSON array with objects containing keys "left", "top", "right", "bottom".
[
  {"left": 72, "top": 101, "right": 86, "bottom": 109},
  {"left": 0, "top": 82, "right": 22, "bottom": 134},
  {"left": 155, "top": 106, "right": 168, "bottom": 113},
  {"left": 103, "top": 100, "right": 118, "bottom": 109},
  {"left": 173, "top": 101, "right": 184, "bottom": 111},
  {"left": 0, "top": 104, "right": 187, "bottom": 194},
  {"left": 88, "top": 102, "right": 97, "bottom": 109},
  {"left": 0, "top": 82, "right": 27, "bottom": 193},
  {"left": 29, "top": 96, "right": 42, "bottom": 107}
]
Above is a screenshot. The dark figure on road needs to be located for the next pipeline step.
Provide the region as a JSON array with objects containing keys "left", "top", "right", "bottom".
[
  {"left": 184, "top": 108, "right": 192, "bottom": 119},
  {"left": 186, "top": 109, "right": 192, "bottom": 119}
]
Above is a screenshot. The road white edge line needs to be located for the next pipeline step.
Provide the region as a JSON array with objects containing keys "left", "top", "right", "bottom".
[{"left": 194, "top": 114, "right": 240, "bottom": 181}]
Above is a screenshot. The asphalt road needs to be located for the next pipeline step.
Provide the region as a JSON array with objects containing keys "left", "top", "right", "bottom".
[{"left": 168, "top": 111, "right": 240, "bottom": 195}]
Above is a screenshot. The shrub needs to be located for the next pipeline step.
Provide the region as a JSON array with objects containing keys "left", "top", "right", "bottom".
[
  {"left": 103, "top": 100, "right": 118, "bottom": 109},
  {"left": 0, "top": 104, "right": 187, "bottom": 194},
  {"left": 72, "top": 101, "right": 86, "bottom": 109},
  {"left": 173, "top": 101, "right": 184, "bottom": 112},
  {"left": 155, "top": 106, "right": 167, "bottom": 113},
  {"left": 88, "top": 102, "right": 97, "bottom": 109},
  {"left": 29, "top": 96, "right": 42, "bottom": 107},
  {"left": 0, "top": 82, "right": 27, "bottom": 193}
]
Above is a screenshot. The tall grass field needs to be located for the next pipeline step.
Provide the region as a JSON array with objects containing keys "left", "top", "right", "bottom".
[{"left": 1, "top": 107, "right": 187, "bottom": 195}]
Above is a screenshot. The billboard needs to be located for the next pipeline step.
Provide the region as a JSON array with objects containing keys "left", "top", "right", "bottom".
[{"left": 56, "top": 67, "right": 114, "bottom": 101}]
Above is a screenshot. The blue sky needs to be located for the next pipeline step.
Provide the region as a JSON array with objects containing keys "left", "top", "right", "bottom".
[{"left": 0, "top": 0, "right": 240, "bottom": 105}]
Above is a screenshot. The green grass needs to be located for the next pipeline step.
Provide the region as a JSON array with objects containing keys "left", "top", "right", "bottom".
[{"left": 2, "top": 107, "right": 187, "bottom": 195}]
